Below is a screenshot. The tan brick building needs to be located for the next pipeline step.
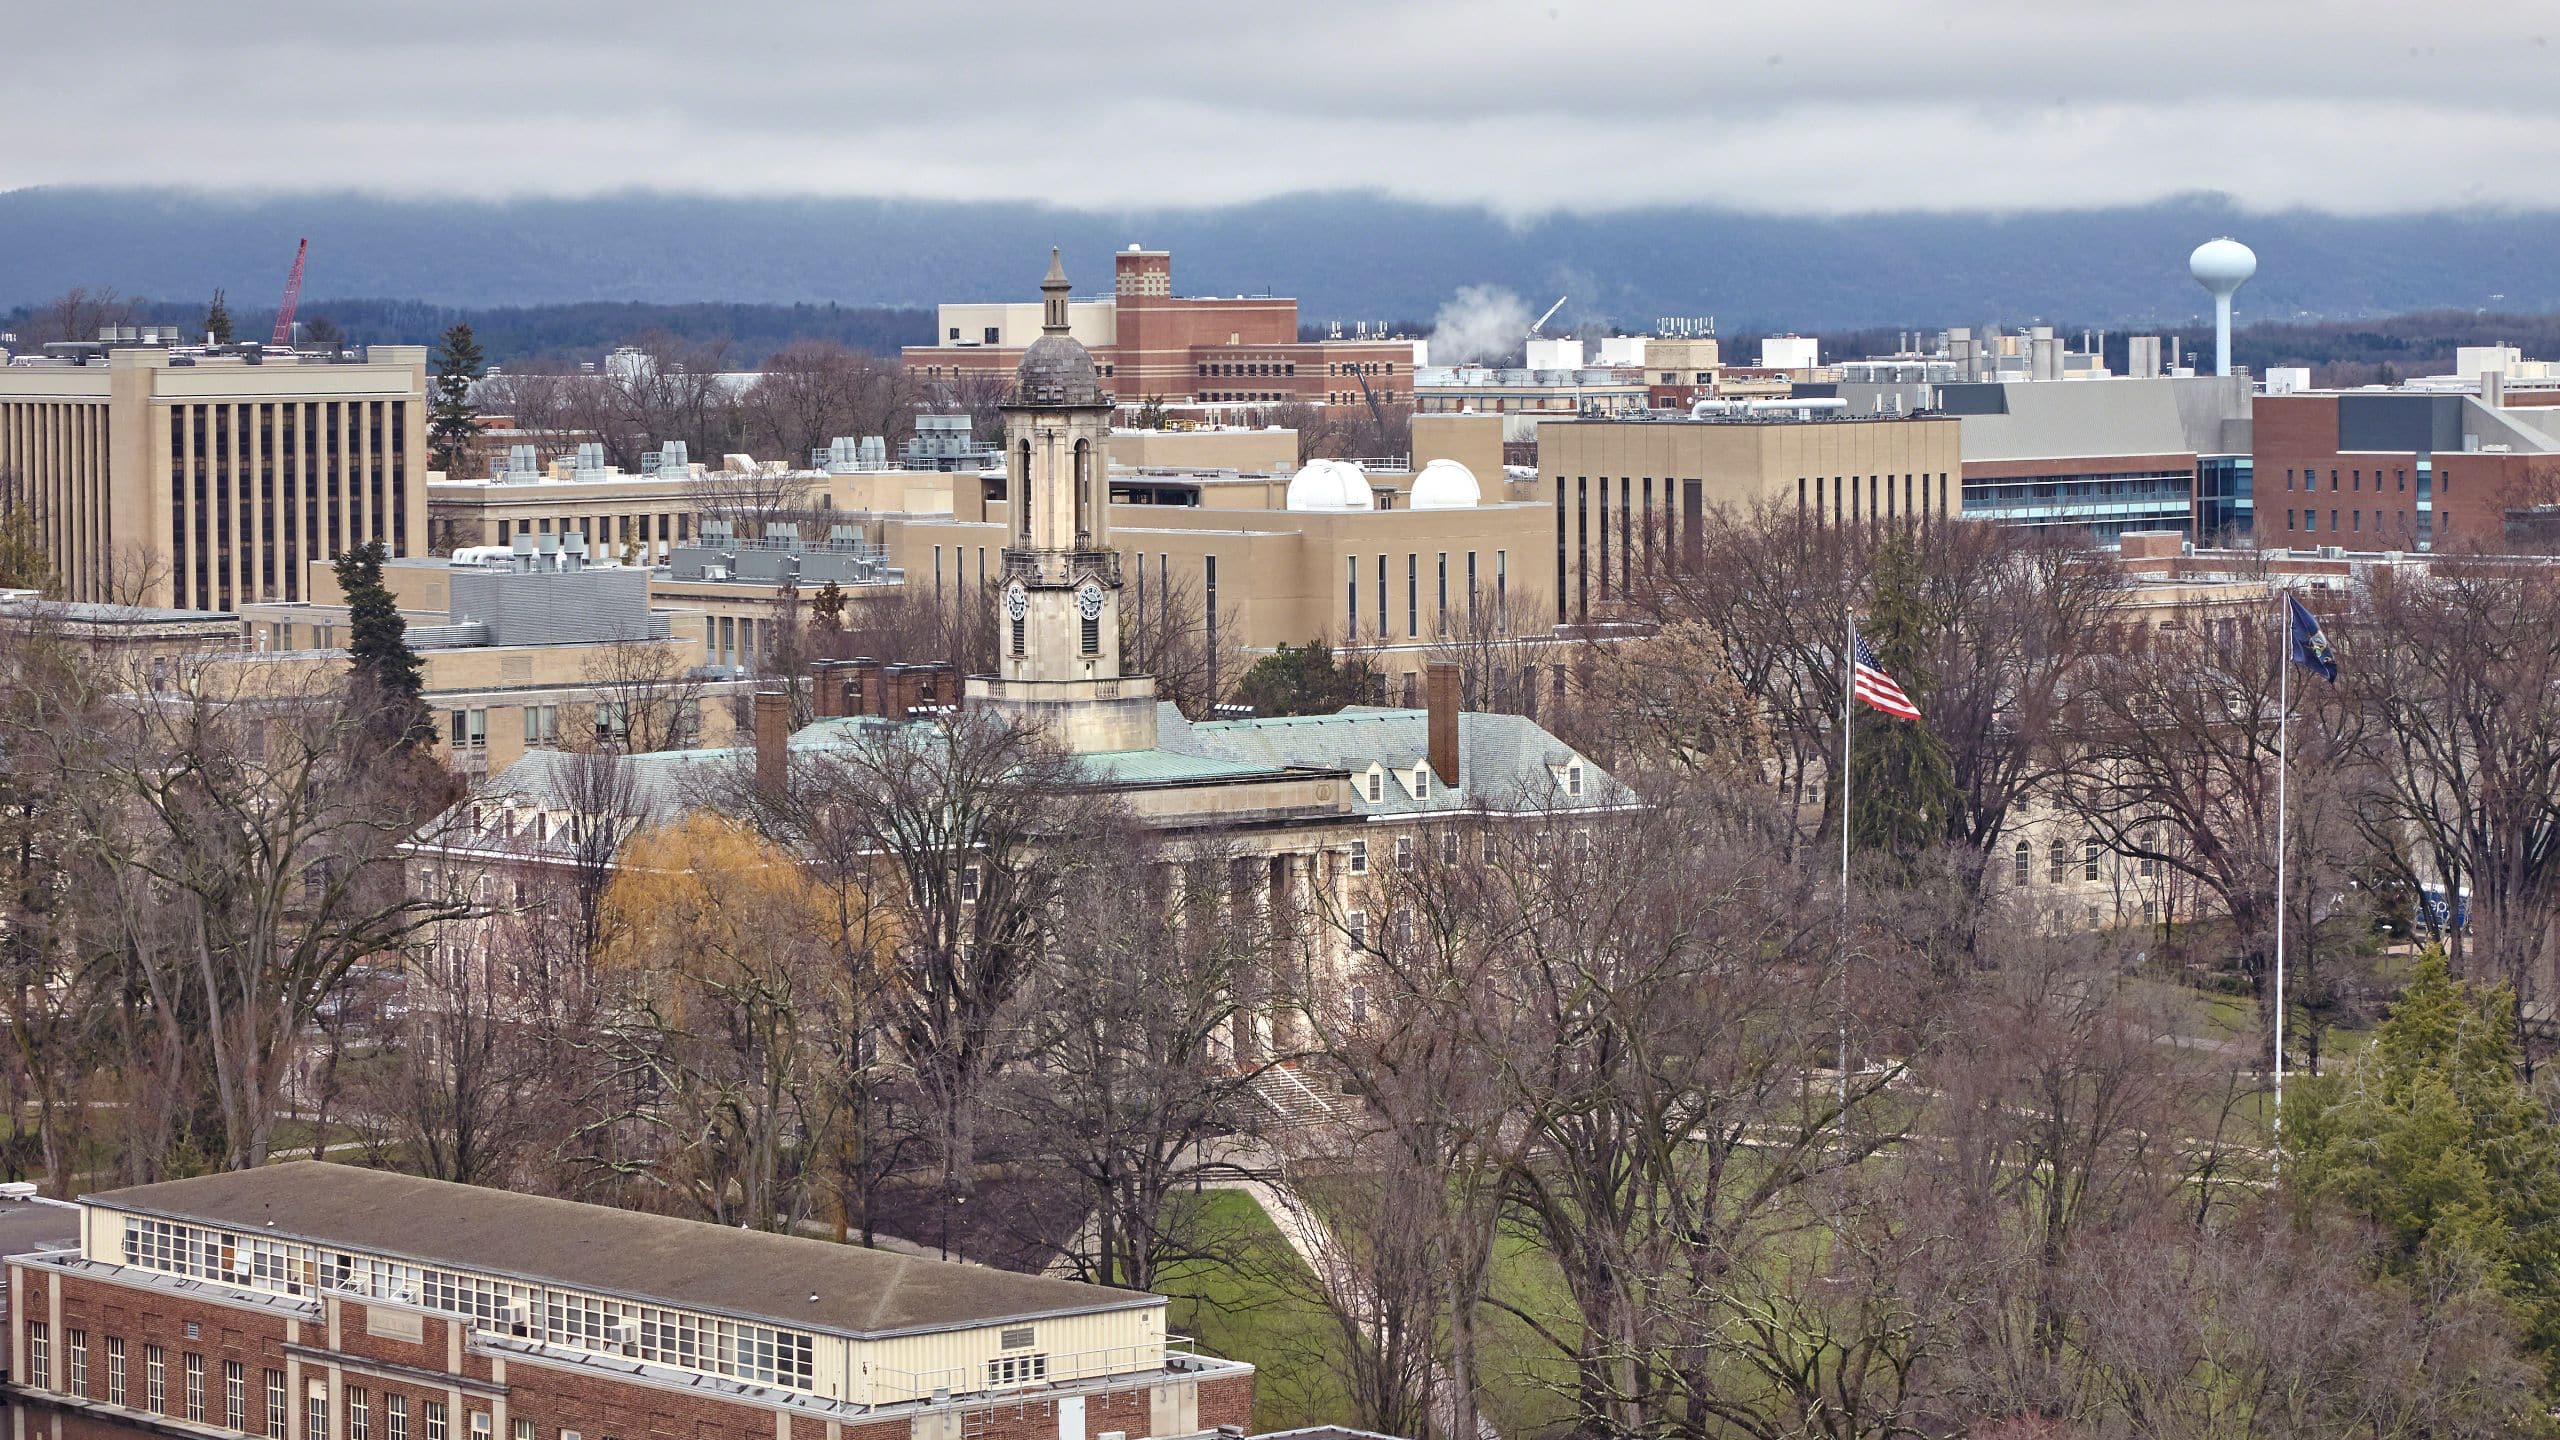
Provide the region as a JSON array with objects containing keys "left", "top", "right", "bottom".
[
  {"left": 0, "top": 347, "right": 427, "bottom": 608},
  {"left": 1536, "top": 413, "right": 1963, "bottom": 624}
]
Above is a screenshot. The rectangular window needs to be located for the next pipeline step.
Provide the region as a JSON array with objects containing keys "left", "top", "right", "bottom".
[
  {"left": 987, "top": 1355, "right": 1050, "bottom": 1389},
  {"left": 513, "top": 1422, "right": 535, "bottom": 1440},
  {"left": 350, "top": 1387, "right": 372, "bottom": 1440},
  {"left": 68, "top": 1329, "right": 86, "bottom": 1394},
  {"left": 471, "top": 1413, "right": 492, "bottom": 1440},
  {"left": 425, "top": 1401, "right": 447, "bottom": 1440},
  {"left": 1394, "top": 835, "right": 1414, "bottom": 866},
  {"left": 266, "top": 1368, "right": 287, "bottom": 1439},
  {"left": 186, "top": 1352, "right": 205, "bottom": 1422},
  {"left": 309, "top": 1388, "right": 330, "bottom": 1440},
  {"left": 1406, "top": 553, "right": 1418, "bottom": 637},
  {"left": 1378, "top": 554, "right": 1389, "bottom": 636},
  {"left": 1437, "top": 552, "right": 1448, "bottom": 630},
  {"left": 27, "top": 1320, "right": 47, "bottom": 1389},
  {"left": 1348, "top": 838, "right": 1367, "bottom": 874},
  {"left": 226, "top": 1361, "right": 246, "bottom": 1430},
  {"left": 2083, "top": 840, "right": 2102, "bottom": 882},
  {"left": 108, "top": 1339, "right": 126, "bottom": 1406},
  {"left": 1347, "top": 910, "right": 1367, "bottom": 948},
  {"left": 387, "top": 1394, "right": 409, "bottom": 1440},
  {"left": 146, "top": 1344, "right": 164, "bottom": 1414},
  {"left": 1346, "top": 556, "right": 1358, "bottom": 640},
  {"left": 1440, "top": 831, "right": 1460, "bottom": 864}
]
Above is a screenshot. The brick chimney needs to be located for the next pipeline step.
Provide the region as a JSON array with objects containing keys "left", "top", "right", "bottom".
[
  {"left": 754, "top": 689, "right": 792, "bottom": 795},
  {"left": 809, "top": 660, "right": 848, "bottom": 718},
  {"left": 1426, "top": 661, "right": 1461, "bottom": 790}
]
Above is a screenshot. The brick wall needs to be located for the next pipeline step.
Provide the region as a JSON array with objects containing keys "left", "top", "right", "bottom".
[
  {"left": 16, "top": 1265, "right": 1251, "bottom": 1440},
  {"left": 1195, "top": 1373, "right": 1252, "bottom": 1434}
]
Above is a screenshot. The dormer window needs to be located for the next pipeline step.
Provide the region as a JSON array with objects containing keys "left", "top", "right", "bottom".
[
  {"left": 1365, "top": 769, "right": 1383, "bottom": 803},
  {"left": 1567, "top": 763, "right": 1584, "bottom": 799},
  {"left": 1412, "top": 766, "right": 1430, "bottom": 799}
]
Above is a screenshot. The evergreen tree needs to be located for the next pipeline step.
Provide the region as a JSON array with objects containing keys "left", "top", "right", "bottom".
[
  {"left": 2291, "top": 950, "right": 2560, "bottom": 1388},
  {"left": 204, "top": 289, "right": 232, "bottom": 346},
  {"left": 1846, "top": 532, "right": 1957, "bottom": 871},
  {"left": 427, "top": 323, "right": 486, "bottom": 475},
  {"left": 334, "top": 540, "right": 432, "bottom": 750},
  {"left": 1233, "top": 641, "right": 1379, "bottom": 717}
]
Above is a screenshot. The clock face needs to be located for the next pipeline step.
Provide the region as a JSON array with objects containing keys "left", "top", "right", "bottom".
[
  {"left": 1004, "top": 580, "right": 1029, "bottom": 621},
  {"left": 1075, "top": 579, "right": 1106, "bottom": 622}
]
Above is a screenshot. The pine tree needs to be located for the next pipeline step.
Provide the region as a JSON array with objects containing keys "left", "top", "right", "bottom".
[
  {"left": 427, "top": 323, "right": 486, "bottom": 476},
  {"left": 1234, "top": 641, "right": 1379, "bottom": 717},
  {"left": 1847, "top": 532, "right": 1958, "bottom": 871},
  {"left": 334, "top": 540, "right": 432, "bottom": 750},
  {"left": 204, "top": 290, "right": 233, "bottom": 346},
  {"left": 2291, "top": 950, "right": 2560, "bottom": 1388}
]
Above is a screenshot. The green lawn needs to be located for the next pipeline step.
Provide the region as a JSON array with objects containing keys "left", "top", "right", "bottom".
[
  {"left": 1155, "top": 1189, "right": 1356, "bottom": 1433},
  {"left": 1478, "top": 1221, "right": 1580, "bottom": 1437}
]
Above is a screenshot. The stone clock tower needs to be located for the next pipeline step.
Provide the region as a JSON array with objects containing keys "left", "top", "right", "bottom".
[{"left": 963, "top": 251, "right": 1160, "bottom": 753}]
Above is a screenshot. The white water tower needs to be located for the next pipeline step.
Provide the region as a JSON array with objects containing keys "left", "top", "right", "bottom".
[{"left": 2189, "top": 237, "right": 2256, "bottom": 378}]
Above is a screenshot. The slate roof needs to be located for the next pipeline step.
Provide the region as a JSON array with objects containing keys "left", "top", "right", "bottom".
[
  {"left": 451, "top": 700, "right": 1629, "bottom": 839},
  {"left": 1157, "top": 704, "right": 1634, "bottom": 817}
]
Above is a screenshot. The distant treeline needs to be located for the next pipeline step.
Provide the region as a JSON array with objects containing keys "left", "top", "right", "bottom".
[
  {"left": 9, "top": 290, "right": 2557, "bottom": 386},
  {"left": 0, "top": 295, "right": 935, "bottom": 367}
]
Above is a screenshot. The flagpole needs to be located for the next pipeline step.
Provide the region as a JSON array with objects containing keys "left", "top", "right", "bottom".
[
  {"left": 1840, "top": 606, "right": 1853, "bottom": 1110},
  {"left": 2273, "top": 588, "right": 2289, "bottom": 1164}
]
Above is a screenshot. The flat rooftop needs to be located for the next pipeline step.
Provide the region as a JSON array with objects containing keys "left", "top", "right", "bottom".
[{"left": 92, "top": 1161, "right": 1156, "bottom": 1338}]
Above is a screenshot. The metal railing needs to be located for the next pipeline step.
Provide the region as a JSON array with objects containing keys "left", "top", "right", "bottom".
[{"left": 868, "top": 1334, "right": 1202, "bottom": 1404}]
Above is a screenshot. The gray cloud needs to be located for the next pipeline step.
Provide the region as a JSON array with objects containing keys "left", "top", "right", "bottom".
[{"left": 6, "top": 1, "right": 2558, "bottom": 215}]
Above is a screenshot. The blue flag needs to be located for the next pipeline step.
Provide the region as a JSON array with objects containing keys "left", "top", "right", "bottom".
[{"left": 2288, "top": 594, "right": 2337, "bottom": 682}]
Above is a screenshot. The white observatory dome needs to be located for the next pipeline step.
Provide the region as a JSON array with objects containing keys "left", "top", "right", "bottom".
[
  {"left": 2189, "top": 237, "right": 2257, "bottom": 294},
  {"left": 1408, "top": 457, "right": 1483, "bottom": 510},
  {"left": 1285, "top": 459, "right": 1375, "bottom": 512}
]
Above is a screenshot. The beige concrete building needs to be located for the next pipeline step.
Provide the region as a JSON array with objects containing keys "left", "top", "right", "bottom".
[
  {"left": 0, "top": 346, "right": 427, "bottom": 608},
  {"left": 0, "top": 590, "right": 244, "bottom": 689},
  {"left": 426, "top": 448, "right": 959, "bottom": 560},
  {"left": 237, "top": 547, "right": 744, "bottom": 778},
  {"left": 1537, "top": 413, "right": 1963, "bottom": 624}
]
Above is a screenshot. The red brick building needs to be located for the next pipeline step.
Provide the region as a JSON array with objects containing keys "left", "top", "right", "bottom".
[
  {"left": 903, "top": 250, "right": 1415, "bottom": 414},
  {"left": 8, "top": 1164, "right": 1252, "bottom": 1440},
  {"left": 2254, "top": 392, "right": 2558, "bottom": 552}
]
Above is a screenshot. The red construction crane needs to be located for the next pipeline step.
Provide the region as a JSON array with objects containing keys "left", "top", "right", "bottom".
[{"left": 269, "top": 238, "right": 308, "bottom": 348}]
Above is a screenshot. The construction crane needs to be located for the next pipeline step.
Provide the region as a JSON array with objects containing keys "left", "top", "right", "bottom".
[
  {"left": 269, "top": 238, "right": 308, "bottom": 349},
  {"left": 1530, "top": 294, "right": 1569, "bottom": 338}
]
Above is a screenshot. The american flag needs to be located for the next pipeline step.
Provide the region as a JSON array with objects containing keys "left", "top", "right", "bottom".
[{"left": 1851, "top": 625, "right": 1921, "bottom": 722}]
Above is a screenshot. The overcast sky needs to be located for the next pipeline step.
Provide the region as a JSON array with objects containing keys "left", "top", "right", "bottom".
[{"left": 11, "top": 1, "right": 2559, "bottom": 216}]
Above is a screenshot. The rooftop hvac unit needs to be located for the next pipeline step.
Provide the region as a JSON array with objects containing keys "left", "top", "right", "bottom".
[{"left": 603, "top": 1319, "right": 638, "bottom": 1346}]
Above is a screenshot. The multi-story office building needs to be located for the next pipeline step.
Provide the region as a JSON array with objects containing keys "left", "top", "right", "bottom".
[
  {"left": 1824, "top": 375, "right": 2253, "bottom": 543},
  {"left": 1536, "top": 412, "right": 1965, "bottom": 625},
  {"left": 7, "top": 1162, "right": 1253, "bottom": 1440},
  {"left": 902, "top": 249, "right": 1417, "bottom": 415},
  {"left": 0, "top": 346, "right": 427, "bottom": 608},
  {"left": 2255, "top": 389, "right": 2560, "bottom": 552}
]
